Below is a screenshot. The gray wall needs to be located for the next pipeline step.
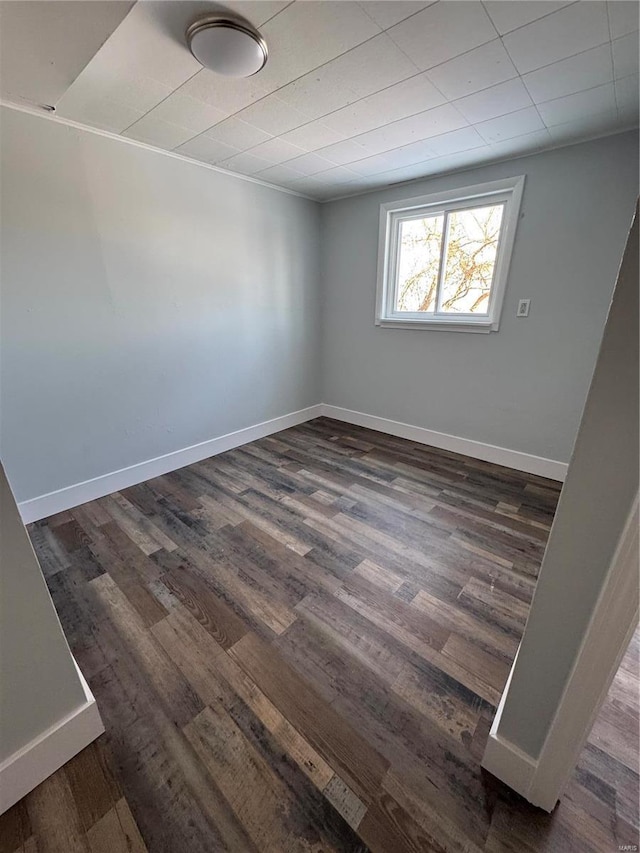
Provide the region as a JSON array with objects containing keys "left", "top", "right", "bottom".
[
  {"left": 496, "top": 205, "right": 639, "bottom": 759},
  {"left": 0, "top": 106, "right": 321, "bottom": 502},
  {"left": 320, "top": 132, "right": 639, "bottom": 463},
  {"left": 0, "top": 463, "right": 87, "bottom": 761}
]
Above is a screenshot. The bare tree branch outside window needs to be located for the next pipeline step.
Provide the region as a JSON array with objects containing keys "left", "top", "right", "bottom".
[{"left": 395, "top": 204, "right": 504, "bottom": 315}]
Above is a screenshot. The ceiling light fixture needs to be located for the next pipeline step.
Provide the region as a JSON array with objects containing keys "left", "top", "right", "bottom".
[{"left": 186, "top": 16, "right": 268, "bottom": 77}]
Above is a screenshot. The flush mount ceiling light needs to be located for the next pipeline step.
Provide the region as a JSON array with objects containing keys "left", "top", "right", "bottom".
[{"left": 186, "top": 16, "right": 268, "bottom": 77}]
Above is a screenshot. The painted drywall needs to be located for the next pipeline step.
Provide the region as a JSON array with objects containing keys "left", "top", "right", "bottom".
[
  {"left": 0, "top": 106, "right": 321, "bottom": 502},
  {"left": 319, "top": 131, "right": 639, "bottom": 463},
  {"left": 494, "top": 204, "right": 639, "bottom": 759},
  {"left": 0, "top": 462, "right": 87, "bottom": 761}
]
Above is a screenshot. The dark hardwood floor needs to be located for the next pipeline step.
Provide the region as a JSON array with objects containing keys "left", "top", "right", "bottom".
[{"left": 2, "top": 417, "right": 638, "bottom": 852}]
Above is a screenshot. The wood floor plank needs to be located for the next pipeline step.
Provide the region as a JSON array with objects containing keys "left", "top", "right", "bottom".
[
  {"left": 229, "top": 631, "right": 390, "bottom": 804},
  {"left": 411, "top": 589, "right": 519, "bottom": 661},
  {"left": 24, "top": 417, "right": 635, "bottom": 853},
  {"left": 89, "top": 644, "right": 257, "bottom": 852},
  {"left": 442, "top": 634, "right": 511, "bottom": 693},
  {"left": 90, "top": 573, "right": 204, "bottom": 728},
  {"left": 113, "top": 800, "right": 148, "bottom": 853},
  {"left": 0, "top": 801, "right": 31, "bottom": 853},
  {"left": 85, "top": 808, "right": 130, "bottom": 853},
  {"left": 322, "top": 776, "right": 367, "bottom": 831},
  {"left": 201, "top": 644, "right": 337, "bottom": 792},
  {"left": 185, "top": 700, "right": 366, "bottom": 852},
  {"left": 457, "top": 577, "right": 529, "bottom": 635},
  {"left": 63, "top": 744, "right": 118, "bottom": 832},
  {"left": 353, "top": 558, "right": 405, "bottom": 592},
  {"left": 357, "top": 791, "right": 442, "bottom": 853},
  {"left": 183, "top": 705, "right": 299, "bottom": 852},
  {"left": 160, "top": 564, "right": 249, "bottom": 650},
  {"left": 26, "top": 771, "right": 89, "bottom": 853}
]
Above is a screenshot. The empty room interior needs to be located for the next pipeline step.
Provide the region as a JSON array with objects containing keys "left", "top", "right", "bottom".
[{"left": 1, "top": 1, "right": 639, "bottom": 850}]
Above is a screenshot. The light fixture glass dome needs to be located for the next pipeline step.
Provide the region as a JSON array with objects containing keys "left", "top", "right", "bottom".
[{"left": 186, "top": 17, "right": 268, "bottom": 77}]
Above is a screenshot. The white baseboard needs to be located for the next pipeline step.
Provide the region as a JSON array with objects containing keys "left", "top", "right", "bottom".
[
  {"left": 18, "top": 401, "right": 565, "bottom": 523},
  {"left": 0, "top": 665, "right": 104, "bottom": 815},
  {"left": 320, "top": 405, "right": 567, "bottom": 482},
  {"left": 18, "top": 405, "right": 323, "bottom": 522}
]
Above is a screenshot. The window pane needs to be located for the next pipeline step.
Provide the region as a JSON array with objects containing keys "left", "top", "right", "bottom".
[
  {"left": 439, "top": 204, "right": 504, "bottom": 314},
  {"left": 395, "top": 214, "right": 444, "bottom": 313}
]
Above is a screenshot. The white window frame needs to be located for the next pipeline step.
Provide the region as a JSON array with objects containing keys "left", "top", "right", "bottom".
[{"left": 375, "top": 175, "right": 525, "bottom": 333}]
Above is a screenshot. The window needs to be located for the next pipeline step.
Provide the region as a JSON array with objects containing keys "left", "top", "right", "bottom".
[{"left": 375, "top": 176, "right": 525, "bottom": 332}]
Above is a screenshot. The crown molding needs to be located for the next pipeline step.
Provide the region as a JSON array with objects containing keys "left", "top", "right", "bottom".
[{"left": 0, "top": 98, "right": 316, "bottom": 202}]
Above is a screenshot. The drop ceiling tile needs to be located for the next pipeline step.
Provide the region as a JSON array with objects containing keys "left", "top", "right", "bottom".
[
  {"left": 321, "top": 99, "right": 387, "bottom": 138},
  {"left": 347, "top": 148, "right": 417, "bottom": 176},
  {"left": 146, "top": 93, "right": 228, "bottom": 134},
  {"left": 387, "top": 2, "right": 497, "bottom": 71},
  {"left": 276, "top": 33, "right": 418, "bottom": 120},
  {"left": 489, "top": 128, "right": 553, "bottom": 157},
  {"left": 372, "top": 147, "right": 490, "bottom": 185},
  {"left": 285, "top": 151, "right": 337, "bottom": 175},
  {"left": 274, "top": 73, "right": 353, "bottom": 122},
  {"left": 425, "top": 126, "right": 486, "bottom": 157},
  {"left": 613, "top": 33, "right": 640, "bottom": 79},
  {"left": 123, "top": 115, "right": 196, "bottom": 149},
  {"left": 247, "top": 137, "right": 307, "bottom": 164},
  {"left": 256, "top": 163, "right": 310, "bottom": 183},
  {"left": 235, "top": 95, "right": 314, "bottom": 135},
  {"left": 354, "top": 103, "right": 468, "bottom": 155},
  {"left": 502, "top": 2, "right": 610, "bottom": 74},
  {"left": 537, "top": 82, "right": 617, "bottom": 126},
  {"left": 357, "top": 1, "right": 434, "bottom": 30},
  {"left": 363, "top": 72, "right": 446, "bottom": 121},
  {"left": 475, "top": 106, "right": 546, "bottom": 143},
  {"left": 204, "top": 118, "right": 272, "bottom": 151},
  {"left": 280, "top": 121, "right": 346, "bottom": 150},
  {"left": 217, "top": 151, "right": 274, "bottom": 175},
  {"left": 426, "top": 39, "right": 518, "bottom": 101},
  {"left": 258, "top": 0, "right": 381, "bottom": 91},
  {"left": 178, "top": 68, "right": 272, "bottom": 115},
  {"left": 175, "top": 136, "right": 241, "bottom": 164},
  {"left": 608, "top": 0, "right": 640, "bottom": 38},
  {"left": 315, "top": 185, "right": 358, "bottom": 201},
  {"left": 313, "top": 165, "right": 361, "bottom": 183},
  {"left": 99, "top": 71, "right": 173, "bottom": 114},
  {"left": 455, "top": 79, "right": 534, "bottom": 123},
  {"left": 483, "top": 1, "right": 572, "bottom": 35},
  {"left": 221, "top": 1, "right": 291, "bottom": 27},
  {"left": 546, "top": 109, "right": 621, "bottom": 144},
  {"left": 316, "top": 138, "right": 373, "bottom": 165},
  {"left": 288, "top": 175, "right": 328, "bottom": 190},
  {"left": 286, "top": 177, "right": 332, "bottom": 201},
  {"left": 320, "top": 74, "right": 444, "bottom": 143},
  {"left": 615, "top": 73, "right": 640, "bottom": 114},
  {"left": 522, "top": 45, "right": 614, "bottom": 103},
  {"left": 331, "top": 173, "right": 382, "bottom": 192},
  {"left": 421, "top": 146, "right": 497, "bottom": 176}
]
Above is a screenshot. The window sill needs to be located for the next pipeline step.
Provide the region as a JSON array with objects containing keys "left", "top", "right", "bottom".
[{"left": 375, "top": 318, "right": 497, "bottom": 333}]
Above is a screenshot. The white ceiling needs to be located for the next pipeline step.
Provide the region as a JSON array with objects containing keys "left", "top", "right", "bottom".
[
  {"left": 2, "top": 1, "right": 638, "bottom": 200},
  {"left": 0, "top": 1, "right": 135, "bottom": 107}
]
